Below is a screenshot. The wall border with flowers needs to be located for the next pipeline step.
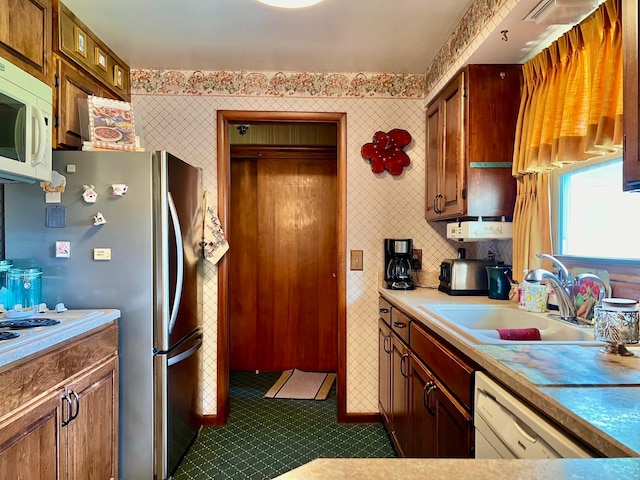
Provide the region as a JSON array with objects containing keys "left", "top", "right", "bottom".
[
  {"left": 130, "top": 0, "right": 514, "bottom": 101},
  {"left": 131, "top": 69, "right": 425, "bottom": 98}
]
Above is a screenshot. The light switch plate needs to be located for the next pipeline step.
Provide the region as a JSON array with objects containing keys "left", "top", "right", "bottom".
[{"left": 350, "top": 250, "right": 363, "bottom": 271}]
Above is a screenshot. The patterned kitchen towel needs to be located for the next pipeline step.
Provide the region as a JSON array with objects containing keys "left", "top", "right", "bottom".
[{"left": 203, "top": 190, "right": 229, "bottom": 265}]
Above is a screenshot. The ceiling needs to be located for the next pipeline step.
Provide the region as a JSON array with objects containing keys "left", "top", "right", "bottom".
[{"left": 61, "top": 0, "right": 590, "bottom": 74}]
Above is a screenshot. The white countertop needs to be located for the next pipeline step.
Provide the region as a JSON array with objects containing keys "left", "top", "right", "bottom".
[{"left": 0, "top": 309, "right": 120, "bottom": 369}]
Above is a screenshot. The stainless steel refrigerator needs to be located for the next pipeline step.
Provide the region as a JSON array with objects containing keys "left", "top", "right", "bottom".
[{"left": 4, "top": 150, "right": 203, "bottom": 480}]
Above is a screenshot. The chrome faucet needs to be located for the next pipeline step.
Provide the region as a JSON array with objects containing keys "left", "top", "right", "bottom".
[
  {"left": 524, "top": 254, "right": 607, "bottom": 325},
  {"left": 536, "top": 253, "right": 572, "bottom": 289}
]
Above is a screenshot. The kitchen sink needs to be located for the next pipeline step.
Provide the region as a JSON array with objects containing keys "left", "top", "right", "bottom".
[{"left": 419, "top": 304, "right": 602, "bottom": 345}]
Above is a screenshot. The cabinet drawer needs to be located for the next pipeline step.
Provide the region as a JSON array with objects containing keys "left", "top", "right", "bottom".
[
  {"left": 0, "top": 323, "right": 117, "bottom": 421},
  {"left": 379, "top": 296, "right": 392, "bottom": 326},
  {"left": 410, "top": 321, "right": 475, "bottom": 410},
  {"left": 391, "top": 308, "right": 410, "bottom": 345}
]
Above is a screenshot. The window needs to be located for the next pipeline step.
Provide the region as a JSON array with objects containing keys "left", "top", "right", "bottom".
[{"left": 553, "top": 156, "right": 640, "bottom": 260}]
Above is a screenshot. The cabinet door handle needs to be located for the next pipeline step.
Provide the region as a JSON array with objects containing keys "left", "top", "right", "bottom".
[
  {"left": 383, "top": 335, "right": 392, "bottom": 354},
  {"left": 379, "top": 308, "right": 389, "bottom": 314},
  {"left": 434, "top": 194, "right": 443, "bottom": 214},
  {"left": 400, "top": 353, "right": 409, "bottom": 377},
  {"left": 422, "top": 381, "right": 433, "bottom": 411},
  {"left": 393, "top": 321, "right": 406, "bottom": 329},
  {"left": 426, "top": 382, "right": 437, "bottom": 416},
  {"left": 61, "top": 394, "right": 73, "bottom": 426},
  {"left": 69, "top": 390, "right": 80, "bottom": 422}
]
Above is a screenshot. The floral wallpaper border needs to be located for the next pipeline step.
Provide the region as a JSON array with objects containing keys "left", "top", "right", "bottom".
[
  {"left": 131, "top": 69, "right": 425, "bottom": 98},
  {"left": 424, "top": 0, "right": 511, "bottom": 98},
  {"left": 130, "top": 0, "right": 511, "bottom": 100}
]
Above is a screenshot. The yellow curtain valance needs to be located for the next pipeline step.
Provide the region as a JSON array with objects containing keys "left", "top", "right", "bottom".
[{"left": 512, "top": 0, "right": 622, "bottom": 177}]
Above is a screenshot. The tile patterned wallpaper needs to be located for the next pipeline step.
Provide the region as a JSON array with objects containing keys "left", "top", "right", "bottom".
[
  {"left": 133, "top": 92, "right": 460, "bottom": 415},
  {"left": 127, "top": 0, "right": 519, "bottom": 416}
]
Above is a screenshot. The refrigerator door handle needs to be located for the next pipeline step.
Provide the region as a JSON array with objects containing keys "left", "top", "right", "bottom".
[
  {"left": 167, "top": 191, "right": 184, "bottom": 334},
  {"left": 167, "top": 334, "right": 203, "bottom": 367}
]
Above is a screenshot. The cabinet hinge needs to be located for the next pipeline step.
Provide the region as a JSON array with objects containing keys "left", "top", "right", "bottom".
[
  {"left": 461, "top": 188, "right": 467, "bottom": 199},
  {"left": 463, "top": 87, "right": 468, "bottom": 98},
  {"left": 54, "top": 74, "right": 60, "bottom": 88}
]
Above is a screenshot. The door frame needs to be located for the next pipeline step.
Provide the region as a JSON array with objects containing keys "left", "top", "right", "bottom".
[{"left": 216, "top": 110, "right": 347, "bottom": 423}]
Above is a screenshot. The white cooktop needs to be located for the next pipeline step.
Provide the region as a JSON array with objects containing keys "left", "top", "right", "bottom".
[{"left": 0, "top": 309, "right": 120, "bottom": 368}]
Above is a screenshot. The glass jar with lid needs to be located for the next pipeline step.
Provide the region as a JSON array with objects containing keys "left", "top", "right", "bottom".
[
  {"left": 7, "top": 267, "right": 42, "bottom": 309},
  {"left": 0, "top": 260, "right": 13, "bottom": 308}
]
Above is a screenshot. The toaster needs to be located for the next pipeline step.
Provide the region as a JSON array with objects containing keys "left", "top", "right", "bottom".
[{"left": 438, "top": 259, "right": 498, "bottom": 295}]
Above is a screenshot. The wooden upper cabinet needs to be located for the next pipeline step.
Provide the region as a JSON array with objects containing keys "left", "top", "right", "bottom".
[
  {"left": 425, "top": 65, "right": 521, "bottom": 221},
  {"left": 54, "top": 55, "right": 117, "bottom": 149},
  {"left": 623, "top": 0, "right": 640, "bottom": 190},
  {"left": 51, "top": 0, "right": 130, "bottom": 149},
  {"left": 0, "top": 0, "right": 52, "bottom": 84},
  {"left": 52, "top": 0, "right": 130, "bottom": 101}
]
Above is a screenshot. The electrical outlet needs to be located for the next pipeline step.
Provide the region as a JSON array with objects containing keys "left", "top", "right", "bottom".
[
  {"left": 350, "top": 250, "right": 363, "bottom": 270},
  {"left": 411, "top": 249, "right": 422, "bottom": 270}
]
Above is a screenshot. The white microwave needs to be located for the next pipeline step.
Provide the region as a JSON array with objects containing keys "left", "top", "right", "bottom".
[{"left": 0, "top": 55, "right": 52, "bottom": 183}]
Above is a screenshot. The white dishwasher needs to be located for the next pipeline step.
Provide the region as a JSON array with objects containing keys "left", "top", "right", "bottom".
[{"left": 474, "top": 372, "right": 593, "bottom": 459}]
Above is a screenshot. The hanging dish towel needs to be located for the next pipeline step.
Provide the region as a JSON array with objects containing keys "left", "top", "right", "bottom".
[{"left": 202, "top": 190, "right": 229, "bottom": 265}]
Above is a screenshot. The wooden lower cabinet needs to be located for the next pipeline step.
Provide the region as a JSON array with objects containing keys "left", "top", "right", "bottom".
[
  {"left": 65, "top": 356, "right": 118, "bottom": 480},
  {"left": 0, "top": 324, "right": 118, "bottom": 480},
  {"left": 379, "top": 297, "right": 475, "bottom": 458},
  {"left": 0, "top": 390, "right": 63, "bottom": 480},
  {"left": 378, "top": 318, "right": 392, "bottom": 425},
  {"left": 409, "top": 353, "right": 473, "bottom": 458},
  {"left": 390, "top": 334, "right": 410, "bottom": 456}
]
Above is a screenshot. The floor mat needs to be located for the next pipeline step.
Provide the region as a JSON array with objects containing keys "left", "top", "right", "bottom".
[{"left": 264, "top": 369, "right": 336, "bottom": 400}]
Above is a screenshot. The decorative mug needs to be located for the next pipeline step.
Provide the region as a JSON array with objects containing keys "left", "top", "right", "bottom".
[
  {"left": 594, "top": 299, "right": 639, "bottom": 344},
  {"left": 524, "top": 283, "right": 548, "bottom": 313},
  {"left": 112, "top": 184, "right": 128, "bottom": 196}
]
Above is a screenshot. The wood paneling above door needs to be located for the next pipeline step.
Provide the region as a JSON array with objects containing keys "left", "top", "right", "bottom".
[{"left": 230, "top": 146, "right": 338, "bottom": 373}]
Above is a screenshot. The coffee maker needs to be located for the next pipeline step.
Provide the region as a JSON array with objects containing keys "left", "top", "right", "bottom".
[{"left": 384, "top": 239, "right": 415, "bottom": 290}]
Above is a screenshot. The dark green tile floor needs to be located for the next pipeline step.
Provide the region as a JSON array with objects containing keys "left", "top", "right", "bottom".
[{"left": 173, "top": 371, "right": 397, "bottom": 479}]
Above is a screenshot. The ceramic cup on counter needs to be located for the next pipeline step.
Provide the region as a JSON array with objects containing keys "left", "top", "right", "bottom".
[
  {"left": 523, "top": 283, "right": 548, "bottom": 313},
  {"left": 486, "top": 265, "right": 512, "bottom": 300},
  {"left": 594, "top": 298, "right": 639, "bottom": 355}
]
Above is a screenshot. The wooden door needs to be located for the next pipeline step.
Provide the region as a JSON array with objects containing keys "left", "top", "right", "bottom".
[
  {"left": 390, "top": 337, "right": 409, "bottom": 457},
  {"left": 0, "top": 390, "right": 63, "bottom": 480},
  {"left": 54, "top": 56, "right": 112, "bottom": 149},
  {"left": 0, "top": 0, "right": 52, "bottom": 84},
  {"left": 409, "top": 354, "right": 436, "bottom": 458},
  {"left": 65, "top": 357, "right": 119, "bottom": 480},
  {"left": 378, "top": 318, "right": 392, "bottom": 425},
  {"left": 433, "top": 381, "right": 473, "bottom": 458},
  {"left": 424, "top": 100, "right": 441, "bottom": 220},
  {"left": 440, "top": 72, "right": 465, "bottom": 218},
  {"left": 230, "top": 146, "right": 338, "bottom": 372}
]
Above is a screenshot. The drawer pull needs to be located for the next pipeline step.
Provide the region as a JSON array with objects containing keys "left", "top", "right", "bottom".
[
  {"left": 393, "top": 322, "right": 406, "bottom": 329},
  {"left": 379, "top": 308, "right": 389, "bottom": 314}
]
